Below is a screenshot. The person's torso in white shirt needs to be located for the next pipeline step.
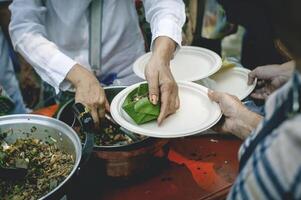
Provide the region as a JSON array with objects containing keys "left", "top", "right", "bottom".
[{"left": 45, "top": 0, "right": 145, "bottom": 85}]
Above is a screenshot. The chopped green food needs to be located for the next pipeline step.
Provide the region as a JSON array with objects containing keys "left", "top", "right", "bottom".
[
  {"left": 0, "top": 138, "right": 74, "bottom": 200},
  {"left": 122, "top": 83, "right": 160, "bottom": 124}
]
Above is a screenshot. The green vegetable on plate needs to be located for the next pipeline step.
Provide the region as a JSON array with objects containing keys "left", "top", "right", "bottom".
[{"left": 122, "top": 83, "right": 160, "bottom": 125}]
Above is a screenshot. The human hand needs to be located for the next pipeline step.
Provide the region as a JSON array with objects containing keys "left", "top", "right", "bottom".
[
  {"left": 208, "top": 90, "right": 262, "bottom": 139},
  {"left": 145, "top": 36, "right": 179, "bottom": 125},
  {"left": 66, "top": 64, "right": 110, "bottom": 128},
  {"left": 248, "top": 61, "right": 294, "bottom": 100}
]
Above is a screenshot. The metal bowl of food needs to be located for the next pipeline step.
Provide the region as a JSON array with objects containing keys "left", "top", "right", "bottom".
[
  {"left": 0, "top": 114, "right": 93, "bottom": 200},
  {"left": 56, "top": 86, "right": 169, "bottom": 178}
]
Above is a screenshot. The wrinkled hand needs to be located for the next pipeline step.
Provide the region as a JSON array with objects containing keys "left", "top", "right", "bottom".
[
  {"left": 248, "top": 61, "right": 294, "bottom": 100},
  {"left": 145, "top": 36, "right": 179, "bottom": 125},
  {"left": 145, "top": 56, "right": 179, "bottom": 125},
  {"left": 208, "top": 90, "right": 262, "bottom": 139},
  {"left": 66, "top": 64, "right": 110, "bottom": 128}
]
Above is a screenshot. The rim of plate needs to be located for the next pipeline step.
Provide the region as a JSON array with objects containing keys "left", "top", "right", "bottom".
[
  {"left": 110, "top": 81, "right": 222, "bottom": 138},
  {"left": 133, "top": 46, "right": 222, "bottom": 82}
]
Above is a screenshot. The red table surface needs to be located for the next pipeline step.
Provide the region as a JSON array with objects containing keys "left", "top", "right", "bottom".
[
  {"left": 99, "top": 136, "right": 241, "bottom": 200},
  {"left": 33, "top": 105, "right": 242, "bottom": 200}
]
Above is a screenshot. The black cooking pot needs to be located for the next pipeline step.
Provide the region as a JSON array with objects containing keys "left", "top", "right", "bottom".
[
  {"left": 56, "top": 86, "right": 153, "bottom": 151},
  {"left": 56, "top": 86, "right": 169, "bottom": 178}
]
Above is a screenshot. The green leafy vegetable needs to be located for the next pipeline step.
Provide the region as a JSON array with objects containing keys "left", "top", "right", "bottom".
[{"left": 122, "top": 83, "right": 160, "bottom": 124}]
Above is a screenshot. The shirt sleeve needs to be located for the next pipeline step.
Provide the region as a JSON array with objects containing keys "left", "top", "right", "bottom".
[
  {"left": 9, "top": 0, "right": 77, "bottom": 94},
  {"left": 143, "top": 0, "right": 185, "bottom": 49}
]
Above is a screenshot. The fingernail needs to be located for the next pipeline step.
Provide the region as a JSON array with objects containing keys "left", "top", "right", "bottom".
[{"left": 151, "top": 95, "right": 158, "bottom": 104}]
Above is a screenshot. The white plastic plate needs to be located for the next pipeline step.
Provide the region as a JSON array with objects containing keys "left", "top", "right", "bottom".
[
  {"left": 133, "top": 46, "right": 222, "bottom": 81},
  {"left": 197, "top": 67, "right": 256, "bottom": 100},
  {"left": 110, "top": 81, "right": 222, "bottom": 138}
]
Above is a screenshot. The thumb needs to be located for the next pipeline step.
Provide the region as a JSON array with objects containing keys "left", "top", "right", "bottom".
[{"left": 208, "top": 90, "right": 223, "bottom": 103}]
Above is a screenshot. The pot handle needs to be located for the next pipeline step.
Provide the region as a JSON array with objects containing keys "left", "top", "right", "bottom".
[{"left": 72, "top": 103, "right": 94, "bottom": 166}]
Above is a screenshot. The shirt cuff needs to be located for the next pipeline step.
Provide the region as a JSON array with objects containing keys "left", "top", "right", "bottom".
[
  {"left": 150, "top": 18, "right": 182, "bottom": 51},
  {"left": 47, "top": 52, "right": 77, "bottom": 94}
]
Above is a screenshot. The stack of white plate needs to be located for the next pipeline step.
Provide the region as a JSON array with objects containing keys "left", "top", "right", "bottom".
[
  {"left": 111, "top": 81, "right": 222, "bottom": 138},
  {"left": 110, "top": 46, "right": 256, "bottom": 138},
  {"left": 133, "top": 46, "right": 222, "bottom": 81}
]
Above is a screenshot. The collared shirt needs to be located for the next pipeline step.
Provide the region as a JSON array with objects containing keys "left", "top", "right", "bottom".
[
  {"left": 9, "top": 0, "right": 185, "bottom": 93},
  {"left": 227, "top": 71, "right": 301, "bottom": 200}
]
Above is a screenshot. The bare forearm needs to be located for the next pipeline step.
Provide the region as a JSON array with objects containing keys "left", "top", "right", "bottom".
[
  {"left": 235, "top": 110, "right": 263, "bottom": 140},
  {"left": 66, "top": 64, "right": 97, "bottom": 88},
  {"left": 152, "top": 36, "right": 176, "bottom": 65}
]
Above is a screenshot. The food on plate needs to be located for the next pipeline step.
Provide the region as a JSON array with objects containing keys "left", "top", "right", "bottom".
[
  {"left": 0, "top": 131, "right": 74, "bottom": 200},
  {"left": 122, "top": 83, "right": 160, "bottom": 125}
]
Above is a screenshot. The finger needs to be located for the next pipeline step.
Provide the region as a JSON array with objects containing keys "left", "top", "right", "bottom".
[
  {"left": 169, "top": 87, "right": 179, "bottom": 112},
  {"left": 248, "top": 70, "right": 258, "bottom": 85},
  {"left": 97, "top": 105, "right": 106, "bottom": 119},
  {"left": 97, "top": 107, "right": 105, "bottom": 130},
  {"left": 96, "top": 95, "right": 106, "bottom": 120},
  {"left": 256, "top": 80, "right": 266, "bottom": 87},
  {"left": 105, "top": 98, "right": 110, "bottom": 112},
  {"left": 96, "top": 89, "right": 107, "bottom": 111},
  {"left": 253, "top": 87, "right": 270, "bottom": 96},
  {"left": 158, "top": 81, "right": 178, "bottom": 125},
  {"left": 207, "top": 89, "right": 214, "bottom": 100},
  {"left": 175, "top": 96, "right": 180, "bottom": 110},
  {"left": 146, "top": 72, "right": 159, "bottom": 105},
  {"left": 157, "top": 86, "right": 172, "bottom": 125},
  {"left": 168, "top": 95, "right": 177, "bottom": 115},
  {"left": 90, "top": 108, "right": 100, "bottom": 128},
  {"left": 157, "top": 99, "right": 169, "bottom": 125},
  {"left": 250, "top": 92, "right": 266, "bottom": 100}
]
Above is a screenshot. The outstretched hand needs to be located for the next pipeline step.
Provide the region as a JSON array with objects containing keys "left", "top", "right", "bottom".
[
  {"left": 248, "top": 61, "right": 294, "bottom": 100},
  {"left": 208, "top": 90, "right": 262, "bottom": 139},
  {"left": 66, "top": 64, "right": 110, "bottom": 129},
  {"left": 145, "top": 36, "right": 180, "bottom": 125}
]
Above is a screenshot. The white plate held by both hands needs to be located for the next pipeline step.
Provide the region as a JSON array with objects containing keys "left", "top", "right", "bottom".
[
  {"left": 197, "top": 67, "right": 257, "bottom": 100},
  {"left": 110, "top": 81, "right": 222, "bottom": 138},
  {"left": 133, "top": 46, "right": 222, "bottom": 81}
]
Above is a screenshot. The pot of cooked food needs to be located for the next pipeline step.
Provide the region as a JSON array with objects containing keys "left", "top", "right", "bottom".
[
  {"left": 56, "top": 86, "right": 169, "bottom": 178},
  {"left": 0, "top": 110, "right": 94, "bottom": 200}
]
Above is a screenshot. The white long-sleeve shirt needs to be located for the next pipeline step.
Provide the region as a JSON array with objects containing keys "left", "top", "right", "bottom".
[{"left": 9, "top": 0, "right": 185, "bottom": 93}]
